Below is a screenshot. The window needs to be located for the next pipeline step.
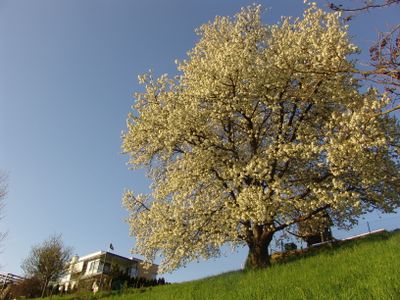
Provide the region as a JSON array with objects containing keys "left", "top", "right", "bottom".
[
  {"left": 103, "top": 262, "right": 111, "bottom": 274},
  {"left": 86, "top": 259, "right": 100, "bottom": 275},
  {"left": 130, "top": 265, "right": 139, "bottom": 278}
]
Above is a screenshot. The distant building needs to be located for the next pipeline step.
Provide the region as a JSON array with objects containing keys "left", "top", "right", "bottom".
[
  {"left": 59, "top": 251, "right": 157, "bottom": 291},
  {"left": 297, "top": 212, "right": 334, "bottom": 247}
]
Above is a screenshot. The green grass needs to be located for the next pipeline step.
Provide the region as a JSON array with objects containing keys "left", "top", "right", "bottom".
[{"left": 45, "top": 231, "right": 400, "bottom": 300}]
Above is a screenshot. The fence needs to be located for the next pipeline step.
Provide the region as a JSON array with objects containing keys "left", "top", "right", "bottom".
[
  {"left": 269, "top": 212, "right": 400, "bottom": 253},
  {"left": 332, "top": 213, "right": 400, "bottom": 240},
  {"left": 0, "top": 272, "right": 24, "bottom": 290}
]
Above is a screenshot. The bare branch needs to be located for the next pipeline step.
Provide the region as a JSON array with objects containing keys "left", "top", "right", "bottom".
[{"left": 328, "top": 0, "right": 400, "bottom": 12}]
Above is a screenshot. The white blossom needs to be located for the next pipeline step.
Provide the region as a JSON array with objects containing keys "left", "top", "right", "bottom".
[{"left": 122, "top": 4, "right": 400, "bottom": 272}]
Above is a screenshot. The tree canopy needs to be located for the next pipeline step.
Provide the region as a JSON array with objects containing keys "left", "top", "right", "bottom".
[
  {"left": 329, "top": 0, "right": 400, "bottom": 114},
  {"left": 122, "top": 4, "right": 400, "bottom": 272},
  {"left": 21, "top": 234, "right": 72, "bottom": 297}
]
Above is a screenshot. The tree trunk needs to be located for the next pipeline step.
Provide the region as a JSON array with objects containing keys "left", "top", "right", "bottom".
[
  {"left": 41, "top": 278, "right": 49, "bottom": 298},
  {"left": 245, "top": 232, "right": 274, "bottom": 269}
]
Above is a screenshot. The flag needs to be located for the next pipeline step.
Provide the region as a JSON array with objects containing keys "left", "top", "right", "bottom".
[{"left": 109, "top": 243, "right": 114, "bottom": 251}]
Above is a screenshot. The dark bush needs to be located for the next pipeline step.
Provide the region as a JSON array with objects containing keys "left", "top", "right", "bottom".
[{"left": 8, "top": 277, "right": 42, "bottom": 299}]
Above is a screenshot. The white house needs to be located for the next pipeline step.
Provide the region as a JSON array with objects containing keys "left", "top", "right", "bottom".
[{"left": 59, "top": 251, "right": 158, "bottom": 291}]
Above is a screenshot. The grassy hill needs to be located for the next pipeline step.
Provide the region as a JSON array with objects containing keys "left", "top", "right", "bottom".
[{"left": 46, "top": 230, "right": 400, "bottom": 300}]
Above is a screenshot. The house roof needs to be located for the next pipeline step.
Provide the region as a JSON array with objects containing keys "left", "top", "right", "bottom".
[{"left": 75, "top": 251, "right": 158, "bottom": 266}]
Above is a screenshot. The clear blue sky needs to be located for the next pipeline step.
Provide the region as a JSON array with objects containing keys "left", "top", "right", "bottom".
[{"left": 0, "top": 0, "right": 399, "bottom": 283}]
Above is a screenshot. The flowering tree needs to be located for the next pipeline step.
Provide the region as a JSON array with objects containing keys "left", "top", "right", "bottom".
[
  {"left": 122, "top": 4, "right": 400, "bottom": 272},
  {"left": 329, "top": 1, "right": 400, "bottom": 114}
]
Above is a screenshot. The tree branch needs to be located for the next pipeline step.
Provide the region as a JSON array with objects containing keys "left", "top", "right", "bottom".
[{"left": 274, "top": 204, "right": 331, "bottom": 231}]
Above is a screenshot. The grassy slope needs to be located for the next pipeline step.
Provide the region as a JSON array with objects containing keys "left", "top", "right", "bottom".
[{"left": 106, "top": 231, "right": 400, "bottom": 300}]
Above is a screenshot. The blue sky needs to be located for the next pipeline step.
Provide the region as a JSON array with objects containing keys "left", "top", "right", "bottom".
[{"left": 0, "top": 0, "right": 399, "bottom": 283}]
